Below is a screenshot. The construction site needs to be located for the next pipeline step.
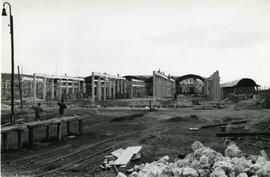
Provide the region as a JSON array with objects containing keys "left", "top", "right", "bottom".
[
  {"left": 1, "top": 1, "right": 270, "bottom": 177},
  {"left": 1, "top": 69, "right": 270, "bottom": 177}
]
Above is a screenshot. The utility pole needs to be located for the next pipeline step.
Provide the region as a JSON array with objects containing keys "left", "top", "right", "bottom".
[{"left": 2, "top": 2, "right": 15, "bottom": 124}]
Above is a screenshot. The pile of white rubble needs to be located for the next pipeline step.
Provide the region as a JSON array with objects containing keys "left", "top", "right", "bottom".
[{"left": 117, "top": 141, "right": 270, "bottom": 177}]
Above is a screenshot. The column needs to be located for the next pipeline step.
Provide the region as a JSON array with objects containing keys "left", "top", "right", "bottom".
[
  {"left": 130, "top": 80, "right": 133, "bottom": 98},
  {"left": 97, "top": 76, "right": 102, "bottom": 101},
  {"left": 112, "top": 79, "right": 116, "bottom": 99},
  {"left": 103, "top": 77, "right": 106, "bottom": 100},
  {"left": 108, "top": 78, "right": 112, "bottom": 98},
  {"left": 59, "top": 79, "right": 62, "bottom": 99},
  {"left": 116, "top": 79, "right": 120, "bottom": 97},
  {"left": 66, "top": 78, "right": 69, "bottom": 94},
  {"left": 82, "top": 81, "right": 86, "bottom": 94},
  {"left": 43, "top": 77, "right": 47, "bottom": 100},
  {"left": 91, "top": 72, "right": 95, "bottom": 102},
  {"left": 119, "top": 80, "right": 123, "bottom": 94},
  {"left": 33, "top": 74, "right": 36, "bottom": 103},
  {"left": 51, "top": 78, "right": 54, "bottom": 99},
  {"left": 153, "top": 71, "right": 156, "bottom": 101},
  {"left": 77, "top": 81, "right": 80, "bottom": 98},
  {"left": 72, "top": 80, "right": 75, "bottom": 94}
]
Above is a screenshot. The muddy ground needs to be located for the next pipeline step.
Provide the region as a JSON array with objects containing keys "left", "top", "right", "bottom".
[{"left": 1, "top": 99, "right": 270, "bottom": 177}]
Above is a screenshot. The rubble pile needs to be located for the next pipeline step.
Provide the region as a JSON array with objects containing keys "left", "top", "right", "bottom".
[{"left": 121, "top": 141, "right": 270, "bottom": 177}]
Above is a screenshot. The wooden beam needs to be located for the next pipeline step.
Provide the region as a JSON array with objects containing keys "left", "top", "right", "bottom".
[
  {"left": 201, "top": 120, "right": 247, "bottom": 129},
  {"left": 57, "top": 123, "right": 62, "bottom": 141},
  {"left": 2, "top": 133, "right": 8, "bottom": 152},
  {"left": 28, "top": 127, "right": 34, "bottom": 147},
  {"left": 67, "top": 121, "right": 70, "bottom": 135},
  {"left": 216, "top": 132, "right": 270, "bottom": 137},
  {"left": 16, "top": 130, "right": 24, "bottom": 149}
]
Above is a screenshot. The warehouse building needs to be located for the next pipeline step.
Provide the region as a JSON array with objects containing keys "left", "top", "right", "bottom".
[{"left": 221, "top": 78, "right": 259, "bottom": 99}]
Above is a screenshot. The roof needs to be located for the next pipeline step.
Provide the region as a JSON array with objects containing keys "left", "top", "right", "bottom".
[
  {"left": 175, "top": 74, "right": 204, "bottom": 82},
  {"left": 221, "top": 78, "right": 259, "bottom": 88}
]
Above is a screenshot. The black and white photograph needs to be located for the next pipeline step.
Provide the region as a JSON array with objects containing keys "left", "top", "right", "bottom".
[{"left": 1, "top": 0, "right": 270, "bottom": 176}]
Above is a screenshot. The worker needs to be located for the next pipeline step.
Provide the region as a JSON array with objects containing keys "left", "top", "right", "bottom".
[
  {"left": 57, "top": 100, "right": 67, "bottom": 116},
  {"left": 33, "top": 103, "right": 44, "bottom": 121}
]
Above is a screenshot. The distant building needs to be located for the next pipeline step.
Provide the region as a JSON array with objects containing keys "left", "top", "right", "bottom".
[
  {"left": 221, "top": 78, "right": 259, "bottom": 99},
  {"left": 1, "top": 73, "right": 86, "bottom": 101}
]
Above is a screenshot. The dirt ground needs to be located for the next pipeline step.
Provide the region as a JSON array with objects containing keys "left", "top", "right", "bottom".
[{"left": 1, "top": 99, "right": 270, "bottom": 177}]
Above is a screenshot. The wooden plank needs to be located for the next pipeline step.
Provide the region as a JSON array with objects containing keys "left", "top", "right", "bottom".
[
  {"left": 114, "top": 146, "right": 142, "bottom": 166},
  {"left": 216, "top": 132, "right": 270, "bottom": 137},
  {"left": 201, "top": 120, "right": 247, "bottom": 129},
  {"left": 1, "top": 115, "right": 90, "bottom": 134},
  {"left": 1, "top": 125, "right": 27, "bottom": 133}
]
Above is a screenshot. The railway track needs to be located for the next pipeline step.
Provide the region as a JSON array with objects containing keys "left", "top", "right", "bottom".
[{"left": 14, "top": 133, "right": 137, "bottom": 176}]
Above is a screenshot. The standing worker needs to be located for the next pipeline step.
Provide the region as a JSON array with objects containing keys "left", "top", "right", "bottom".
[
  {"left": 33, "top": 103, "right": 44, "bottom": 121},
  {"left": 57, "top": 100, "right": 67, "bottom": 116}
]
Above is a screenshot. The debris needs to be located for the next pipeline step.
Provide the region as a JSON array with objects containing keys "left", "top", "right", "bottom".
[
  {"left": 116, "top": 172, "right": 127, "bottom": 177},
  {"left": 124, "top": 141, "right": 270, "bottom": 177},
  {"left": 191, "top": 141, "right": 204, "bottom": 152},
  {"left": 114, "top": 146, "right": 142, "bottom": 166},
  {"left": 100, "top": 146, "right": 142, "bottom": 171},
  {"left": 158, "top": 155, "right": 169, "bottom": 164},
  {"left": 260, "top": 150, "right": 269, "bottom": 161},
  {"left": 67, "top": 135, "right": 76, "bottom": 139},
  {"left": 112, "top": 148, "right": 124, "bottom": 158},
  {"left": 182, "top": 167, "right": 198, "bottom": 177},
  {"left": 225, "top": 143, "right": 242, "bottom": 158},
  {"left": 189, "top": 128, "right": 200, "bottom": 131}
]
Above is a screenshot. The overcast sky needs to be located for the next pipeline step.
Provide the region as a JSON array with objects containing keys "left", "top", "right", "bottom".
[{"left": 1, "top": 0, "right": 270, "bottom": 87}]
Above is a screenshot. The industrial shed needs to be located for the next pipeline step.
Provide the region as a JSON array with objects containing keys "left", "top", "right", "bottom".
[{"left": 221, "top": 78, "right": 259, "bottom": 99}]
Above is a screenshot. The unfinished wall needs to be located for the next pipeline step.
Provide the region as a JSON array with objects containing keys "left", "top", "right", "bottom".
[
  {"left": 153, "top": 71, "right": 175, "bottom": 100},
  {"left": 203, "top": 70, "right": 221, "bottom": 101}
]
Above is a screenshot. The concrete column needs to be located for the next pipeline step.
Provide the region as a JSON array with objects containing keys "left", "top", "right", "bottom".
[
  {"left": 130, "top": 80, "right": 133, "bottom": 98},
  {"left": 33, "top": 74, "right": 36, "bottom": 103},
  {"left": 59, "top": 79, "right": 62, "bottom": 99},
  {"left": 108, "top": 78, "right": 112, "bottom": 98},
  {"left": 116, "top": 79, "right": 120, "bottom": 97},
  {"left": 112, "top": 79, "right": 116, "bottom": 99},
  {"left": 72, "top": 80, "right": 75, "bottom": 94},
  {"left": 119, "top": 80, "right": 123, "bottom": 94},
  {"left": 153, "top": 71, "right": 156, "bottom": 101},
  {"left": 51, "top": 78, "right": 54, "bottom": 99},
  {"left": 43, "top": 77, "right": 47, "bottom": 100},
  {"left": 91, "top": 72, "right": 95, "bottom": 102},
  {"left": 66, "top": 78, "right": 69, "bottom": 94},
  {"left": 82, "top": 81, "right": 86, "bottom": 94},
  {"left": 103, "top": 77, "right": 106, "bottom": 100},
  {"left": 97, "top": 76, "right": 102, "bottom": 101}
]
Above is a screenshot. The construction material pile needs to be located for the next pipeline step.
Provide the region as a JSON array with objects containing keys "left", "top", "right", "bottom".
[{"left": 119, "top": 141, "right": 269, "bottom": 177}]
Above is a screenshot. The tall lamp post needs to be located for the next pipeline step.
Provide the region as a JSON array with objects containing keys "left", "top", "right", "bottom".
[{"left": 2, "top": 2, "right": 15, "bottom": 125}]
